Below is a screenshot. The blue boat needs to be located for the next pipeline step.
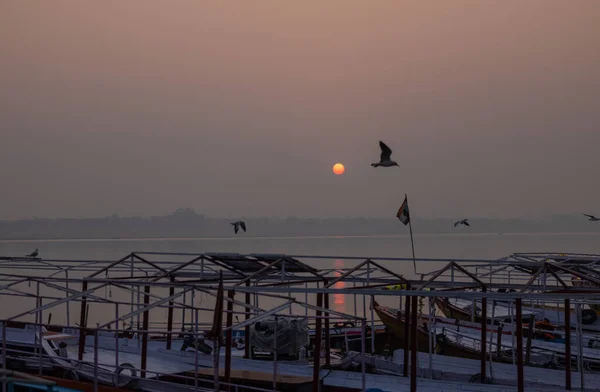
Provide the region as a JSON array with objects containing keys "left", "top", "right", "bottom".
[
  {"left": 8, "top": 382, "right": 82, "bottom": 392},
  {"left": 0, "top": 369, "right": 83, "bottom": 392}
]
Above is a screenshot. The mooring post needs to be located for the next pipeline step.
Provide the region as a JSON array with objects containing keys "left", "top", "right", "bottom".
[
  {"left": 181, "top": 289, "right": 186, "bottom": 332},
  {"left": 403, "top": 294, "right": 411, "bottom": 377},
  {"left": 516, "top": 298, "right": 524, "bottom": 392},
  {"left": 2, "top": 320, "right": 6, "bottom": 370},
  {"left": 367, "top": 267, "right": 375, "bottom": 354},
  {"left": 225, "top": 290, "right": 235, "bottom": 392},
  {"left": 370, "top": 294, "right": 376, "bottom": 354},
  {"left": 213, "top": 336, "right": 220, "bottom": 391},
  {"left": 576, "top": 303, "right": 584, "bottom": 391},
  {"left": 93, "top": 328, "right": 99, "bottom": 392},
  {"left": 353, "top": 281, "right": 358, "bottom": 318},
  {"left": 130, "top": 257, "right": 135, "bottom": 330},
  {"left": 480, "top": 292, "right": 487, "bottom": 383},
  {"left": 140, "top": 285, "right": 150, "bottom": 378},
  {"left": 488, "top": 299, "right": 496, "bottom": 377},
  {"left": 324, "top": 280, "right": 331, "bottom": 366},
  {"left": 312, "top": 292, "right": 323, "bottom": 392},
  {"left": 428, "top": 296, "right": 433, "bottom": 379},
  {"left": 305, "top": 282, "right": 309, "bottom": 317},
  {"left": 194, "top": 307, "right": 199, "bottom": 391},
  {"left": 37, "top": 286, "right": 42, "bottom": 376},
  {"left": 166, "top": 276, "right": 175, "bottom": 350},
  {"left": 565, "top": 298, "right": 572, "bottom": 390},
  {"left": 410, "top": 294, "right": 418, "bottom": 392},
  {"left": 245, "top": 280, "right": 251, "bottom": 359},
  {"left": 114, "top": 303, "right": 120, "bottom": 388},
  {"left": 2, "top": 320, "right": 6, "bottom": 392},
  {"left": 273, "top": 315, "right": 278, "bottom": 392},
  {"left": 78, "top": 280, "right": 88, "bottom": 361},
  {"left": 136, "top": 284, "right": 141, "bottom": 349},
  {"left": 496, "top": 324, "right": 503, "bottom": 357},
  {"left": 361, "top": 318, "right": 366, "bottom": 392},
  {"left": 525, "top": 316, "right": 534, "bottom": 365}
]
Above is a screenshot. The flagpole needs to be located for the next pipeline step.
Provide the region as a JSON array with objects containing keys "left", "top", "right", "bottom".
[{"left": 406, "top": 194, "right": 417, "bottom": 275}]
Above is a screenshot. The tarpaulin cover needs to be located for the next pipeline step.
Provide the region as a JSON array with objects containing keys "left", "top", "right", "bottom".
[{"left": 250, "top": 316, "right": 309, "bottom": 355}]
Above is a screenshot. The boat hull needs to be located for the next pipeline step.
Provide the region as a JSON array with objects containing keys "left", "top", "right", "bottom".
[{"left": 372, "top": 305, "right": 434, "bottom": 353}]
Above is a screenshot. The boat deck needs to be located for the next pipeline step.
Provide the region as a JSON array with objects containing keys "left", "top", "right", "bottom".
[
  {"left": 322, "top": 370, "right": 570, "bottom": 392},
  {"left": 390, "top": 349, "right": 600, "bottom": 390},
  {"left": 67, "top": 346, "right": 197, "bottom": 378}
]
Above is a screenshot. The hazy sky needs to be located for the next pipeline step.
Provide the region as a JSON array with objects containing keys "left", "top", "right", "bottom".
[{"left": 1, "top": 1, "right": 599, "bottom": 220}]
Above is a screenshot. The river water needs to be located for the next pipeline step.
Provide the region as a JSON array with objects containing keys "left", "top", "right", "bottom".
[{"left": 0, "top": 232, "right": 598, "bottom": 327}]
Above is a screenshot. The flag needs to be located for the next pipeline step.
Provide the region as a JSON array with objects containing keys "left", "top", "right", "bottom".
[{"left": 396, "top": 195, "right": 410, "bottom": 225}]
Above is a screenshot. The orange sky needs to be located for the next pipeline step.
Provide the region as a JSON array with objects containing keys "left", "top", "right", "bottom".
[{"left": 1, "top": 1, "right": 599, "bottom": 219}]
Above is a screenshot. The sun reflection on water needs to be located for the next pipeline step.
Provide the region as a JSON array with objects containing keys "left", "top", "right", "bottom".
[{"left": 333, "top": 259, "right": 346, "bottom": 313}]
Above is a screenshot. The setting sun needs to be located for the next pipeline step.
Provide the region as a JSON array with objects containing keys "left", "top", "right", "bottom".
[{"left": 333, "top": 163, "right": 345, "bottom": 175}]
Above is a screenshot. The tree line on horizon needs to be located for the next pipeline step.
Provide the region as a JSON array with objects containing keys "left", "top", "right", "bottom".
[{"left": 0, "top": 208, "right": 597, "bottom": 240}]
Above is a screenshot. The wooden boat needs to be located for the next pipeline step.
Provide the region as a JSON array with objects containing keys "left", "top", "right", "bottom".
[
  {"left": 436, "top": 297, "right": 600, "bottom": 334},
  {"left": 522, "top": 303, "right": 600, "bottom": 331},
  {"left": 342, "top": 349, "right": 600, "bottom": 390},
  {"left": 372, "top": 302, "right": 520, "bottom": 356},
  {"left": 0, "top": 324, "right": 75, "bottom": 372},
  {"left": 54, "top": 320, "right": 388, "bottom": 357},
  {"left": 372, "top": 302, "right": 431, "bottom": 352},
  {"left": 436, "top": 326, "right": 600, "bottom": 371},
  {"left": 373, "top": 302, "right": 577, "bottom": 358},
  {"left": 433, "top": 297, "right": 537, "bottom": 324}
]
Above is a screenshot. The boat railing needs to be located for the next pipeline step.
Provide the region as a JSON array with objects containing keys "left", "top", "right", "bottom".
[
  {"left": 2, "top": 337, "right": 282, "bottom": 392},
  {"left": 440, "top": 325, "right": 600, "bottom": 372}
]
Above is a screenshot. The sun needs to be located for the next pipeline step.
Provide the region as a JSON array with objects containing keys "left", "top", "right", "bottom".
[{"left": 333, "top": 163, "right": 345, "bottom": 175}]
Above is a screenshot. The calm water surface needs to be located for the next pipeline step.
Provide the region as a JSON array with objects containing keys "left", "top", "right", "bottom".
[{"left": 0, "top": 233, "right": 598, "bottom": 326}]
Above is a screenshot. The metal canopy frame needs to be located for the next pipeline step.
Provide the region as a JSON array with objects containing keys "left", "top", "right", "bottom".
[{"left": 1, "top": 250, "right": 600, "bottom": 392}]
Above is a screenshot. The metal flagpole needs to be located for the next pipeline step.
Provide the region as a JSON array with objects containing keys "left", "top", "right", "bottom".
[{"left": 406, "top": 194, "right": 417, "bottom": 275}]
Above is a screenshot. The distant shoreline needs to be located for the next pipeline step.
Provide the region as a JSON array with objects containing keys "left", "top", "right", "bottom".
[
  {"left": 0, "top": 209, "right": 597, "bottom": 241},
  {"left": 1, "top": 231, "right": 600, "bottom": 243}
]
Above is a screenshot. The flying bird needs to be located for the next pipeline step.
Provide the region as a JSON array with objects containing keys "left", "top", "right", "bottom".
[
  {"left": 230, "top": 221, "right": 247, "bottom": 234},
  {"left": 454, "top": 219, "right": 470, "bottom": 227},
  {"left": 371, "top": 141, "right": 399, "bottom": 168},
  {"left": 26, "top": 249, "right": 39, "bottom": 258},
  {"left": 584, "top": 214, "right": 600, "bottom": 222}
]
